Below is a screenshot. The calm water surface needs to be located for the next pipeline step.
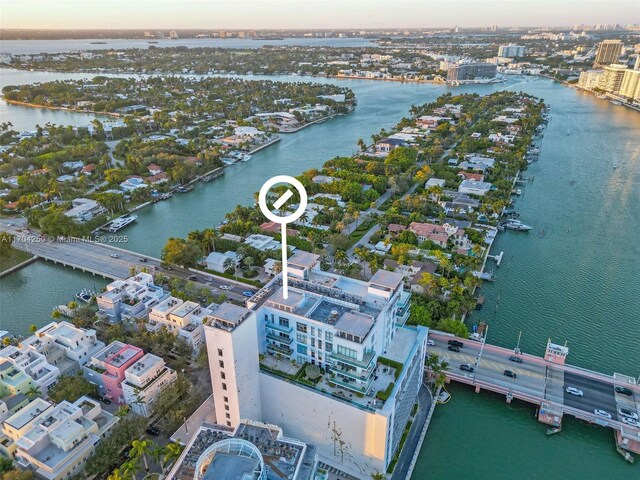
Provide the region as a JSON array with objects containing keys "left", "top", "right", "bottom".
[{"left": 1, "top": 68, "right": 638, "bottom": 478}]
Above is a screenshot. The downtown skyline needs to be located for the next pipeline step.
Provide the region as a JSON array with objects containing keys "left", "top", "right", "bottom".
[{"left": 2, "top": 0, "right": 639, "bottom": 30}]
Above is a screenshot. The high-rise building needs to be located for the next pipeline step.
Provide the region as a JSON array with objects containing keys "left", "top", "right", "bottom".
[
  {"left": 498, "top": 44, "right": 526, "bottom": 58},
  {"left": 594, "top": 39, "right": 623, "bottom": 65},
  {"left": 598, "top": 64, "right": 628, "bottom": 94},
  {"left": 577, "top": 69, "right": 604, "bottom": 90},
  {"left": 447, "top": 63, "right": 497, "bottom": 83},
  {"left": 203, "top": 251, "right": 427, "bottom": 474},
  {"left": 169, "top": 30, "right": 179, "bottom": 39},
  {"left": 619, "top": 69, "right": 640, "bottom": 101}
]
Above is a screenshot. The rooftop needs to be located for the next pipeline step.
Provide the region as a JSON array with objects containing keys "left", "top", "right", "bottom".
[
  {"left": 207, "top": 303, "right": 252, "bottom": 331},
  {"left": 126, "top": 353, "right": 163, "bottom": 379},
  {"left": 369, "top": 269, "right": 404, "bottom": 291},
  {"left": 334, "top": 311, "right": 375, "bottom": 340}
]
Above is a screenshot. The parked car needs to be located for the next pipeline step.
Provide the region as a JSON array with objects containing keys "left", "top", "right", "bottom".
[
  {"left": 508, "top": 356, "right": 523, "bottom": 364},
  {"left": 594, "top": 409, "right": 612, "bottom": 419},
  {"left": 614, "top": 386, "right": 633, "bottom": 396},
  {"left": 447, "top": 345, "right": 460, "bottom": 352},
  {"left": 139, "top": 258, "right": 148, "bottom": 263},
  {"left": 146, "top": 426, "right": 161, "bottom": 436},
  {"left": 618, "top": 408, "right": 639, "bottom": 420},
  {"left": 621, "top": 417, "right": 639, "bottom": 427},
  {"left": 187, "top": 275, "right": 199, "bottom": 281},
  {"left": 460, "top": 364, "right": 475, "bottom": 373},
  {"left": 100, "top": 397, "right": 111, "bottom": 405},
  {"left": 110, "top": 254, "right": 119, "bottom": 258},
  {"left": 242, "top": 291, "right": 254, "bottom": 298},
  {"left": 219, "top": 285, "right": 232, "bottom": 290},
  {"left": 503, "top": 370, "right": 517, "bottom": 379},
  {"left": 565, "top": 387, "right": 584, "bottom": 397},
  {"left": 426, "top": 339, "right": 435, "bottom": 346},
  {"left": 448, "top": 340, "right": 464, "bottom": 348}
]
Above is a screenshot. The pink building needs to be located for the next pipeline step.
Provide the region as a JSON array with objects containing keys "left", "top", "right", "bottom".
[{"left": 83, "top": 342, "right": 144, "bottom": 404}]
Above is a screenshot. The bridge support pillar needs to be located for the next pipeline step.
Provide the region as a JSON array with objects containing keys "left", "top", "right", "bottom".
[
  {"left": 506, "top": 396, "right": 512, "bottom": 404},
  {"left": 475, "top": 385, "right": 481, "bottom": 393}
]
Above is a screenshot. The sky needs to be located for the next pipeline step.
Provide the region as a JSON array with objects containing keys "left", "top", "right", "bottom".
[{"left": 2, "top": 0, "right": 639, "bottom": 30}]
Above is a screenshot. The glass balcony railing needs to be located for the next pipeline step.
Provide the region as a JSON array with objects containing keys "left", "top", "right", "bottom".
[
  {"left": 330, "top": 374, "right": 368, "bottom": 394},
  {"left": 267, "top": 343, "right": 293, "bottom": 356},
  {"left": 266, "top": 332, "right": 293, "bottom": 345},
  {"left": 267, "top": 322, "right": 293, "bottom": 333},
  {"left": 330, "top": 350, "right": 375, "bottom": 369}
]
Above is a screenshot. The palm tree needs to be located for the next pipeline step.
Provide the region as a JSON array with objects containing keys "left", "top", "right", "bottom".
[
  {"left": 371, "top": 473, "right": 386, "bottom": 480},
  {"left": 107, "top": 467, "right": 131, "bottom": 480},
  {"left": 162, "top": 442, "right": 184, "bottom": 470},
  {"left": 120, "top": 460, "right": 138, "bottom": 480},
  {"left": 130, "top": 439, "right": 153, "bottom": 472},
  {"left": 26, "top": 385, "right": 42, "bottom": 399},
  {"left": 115, "top": 405, "right": 130, "bottom": 418}
]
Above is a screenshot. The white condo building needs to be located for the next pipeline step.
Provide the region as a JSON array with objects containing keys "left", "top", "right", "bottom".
[
  {"left": 147, "top": 297, "right": 213, "bottom": 351},
  {"left": 498, "top": 44, "right": 526, "bottom": 58},
  {"left": 122, "top": 353, "right": 177, "bottom": 417},
  {"left": 2, "top": 396, "right": 117, "bottom": 479},
  {"left": 97, "top": 273, "right": 168, "bottom": 322},
  {"left": 20, "top": 322, "right": 105, "bottom": 374},
  {"left": 0, "top": 345, "right": 60, "bottom": 395},
  {"left": 203, "top": 251, "right": 428, "bottom": 476}
]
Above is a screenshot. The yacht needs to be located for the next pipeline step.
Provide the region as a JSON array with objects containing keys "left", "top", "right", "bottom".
[
  {"left": 504, "top": 219, "right": 532, "bottom": 232},
  {"left": 107, "top": 215, "right": 137, "bottom": 232}
]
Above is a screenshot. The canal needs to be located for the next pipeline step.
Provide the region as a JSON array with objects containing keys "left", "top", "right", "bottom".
[{"left": 1, "top": 68, "right": 638, "bottom": 478}]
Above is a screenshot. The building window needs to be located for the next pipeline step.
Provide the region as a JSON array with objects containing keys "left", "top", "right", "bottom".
[
  {"left": 296, "top": 333, "right": 307, "bottom": 344},
  {"left": 226, "top": 421, "right": 232, "bottom": 427},
  {"left": 223, "top": 396, "right": 229, "bottom": 402},
  {"left": 218, "top": 348, "right": 223, "bottom": 356},
  {"left": 219, "top": 360, "right": 225, "bottom": 368},
  {"left": 221, "top": 372, "right": 226, "bottom": 380},
  {"left": 311, "top": 338, "right": 315, "bottom": 347},
  {"left": 310, "top": 326, "right": 315, "bottom": 335},
  {"left": 325, "top": 331, "right": 333, "bottom": 342},
  {"left": 224, "top": 404, "right": 229, "bottom": 411},
  {"left": 225, "top": 413, "right": 231, "bottom": 419},
  {"left": 296, "top": 322, "right": 307, "bottom": 333},
  {"left": 279, "top": 317, "right": 290, "bottom": 327},
  {"left": 296, "top": 344, "right": 308, "bottom": 355},
  {"left": 337, "top": 345, "right": 358, "bottom": 359},
  {"left": 326, "top": 342, "right": 333, "bottom": 352},
  {"left": 222, "top": 383, "right": 227, "bottom": 391}
]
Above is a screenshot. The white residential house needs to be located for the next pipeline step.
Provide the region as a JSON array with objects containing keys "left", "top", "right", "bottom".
[
  {"left": 97, "top": 273, "right": 167, "bottom": 322},
  {"left": 204, "top": 251, "right": 240, "bottom": 273},
  {"left": 122, "top": 353, "right": 177, "bottom": 417},
  {"left": 0, "top": 346, "right": 60, "bottom": 395},
  {"left": 63, "top": 198, "right": 106, "bottom": 222},
  {"left": 458, "top": 180, "right": 493, "bottom": 196},
  {"left": 119, "top": 176, "right": 148, "bottom": 192},
  {"left": 244, "top": 234, "right": 282, "bottom": 252}
]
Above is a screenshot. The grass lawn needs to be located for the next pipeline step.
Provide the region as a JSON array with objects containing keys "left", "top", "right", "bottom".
[
  {"left": 0, "top": 247, "right": 33, "bottom": 273},
  {"left": 347, "top": 220, "right": 376, "bottom": 248}
]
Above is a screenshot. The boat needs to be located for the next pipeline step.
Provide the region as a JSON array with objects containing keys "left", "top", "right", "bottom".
[
  {"left": 613, "top": 163, "right": 618, "bottom": 169},
  {"left": 75, "top": 289, "right": 95, "bottom": 303},
  {"left": 240, "top": 154, "right": 252, "bottom": 162},
  {"left": 148, "top": 41, "right": 159, "bottom": 44},
  {"left": 107, "top": 215, "right": 137, "bottom": 233},
  {"left": 504, "top": 219, "right": 532, "bottom": 232},
  {"left": 177, "top": 185, "right": 194, "bottom": 193},
  {"left": 473, "top": 270, "right": 496, "bottom": 282},
  {"left": 90, "top": 41, "right": 107, "bottom": 44},
  {"left": 610, "top": 100, "right": 622, "bottom": 106},
  {"left": 546, "top": 426, "right": 562, "bottom": 435}
]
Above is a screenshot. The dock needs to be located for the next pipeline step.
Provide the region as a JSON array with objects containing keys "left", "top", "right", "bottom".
[{"left": 428, "top": 331, "right": 640, "bottom": 460}]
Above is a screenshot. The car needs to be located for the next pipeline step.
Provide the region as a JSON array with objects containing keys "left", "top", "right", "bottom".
[
  {"left": 594, "top": 409, "right": 612, "bottom": 419},
  {"left": 242, "top": 291, "right": 254, "bottom": 298},
  {"left": 618, "top": 408, "right": 639, "bottom": 420},
  {"left": 100, "top": 397, "right": 111, "bottom": 405},
  {"left": 146, "top": 426, "right": 161, "bottom": 436},
  {"left": 460, "top": 364, "right": 475, "bottom": 373},
  {"left": 219, "top": 285, "right": 232, "bottom": 290},
  {"left": 508, "top": 356, "right": 523, "bottom": 364},
  {"left": 447, "top": 345, "right": 460, "bottom": 352},
  {"left": 621, "top": 417, "right": 639, "bottom": 427},
  {"left": 7, "top": 222, "right": 14, "bottom": 227},
  {"left": 426, "top": 339, "right": 435, "bottom": 346},
  {"left": 448, "top": 340, "right": 464, "bottom": 348},
  {"left": 187, "top": 275, "right": 199, "bottom": 281},
  {"left": 614, "top": 386, "right": 633, "bottom": 396},
  {"left": 503, "top": 370, "right": 517, "bottom": 379},
  {"left": 565, "top": 387, "right": 584, "bottom": 397},
  {"left": 139, "top": 258, "right": 148, "bottom": 263},
  {"left": 110, "top": 253, "right": 119, "bottom": 258}
]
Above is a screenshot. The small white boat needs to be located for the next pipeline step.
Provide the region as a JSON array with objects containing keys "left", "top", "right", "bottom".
[
  {"left": 610, "top": 100, "right": 622, "bottom": 106},
  {"left": 241, "top": 154, "right": 252, "bottom": 162},
  {"left": 504, "top": 219, "right": 532, "bottom": 232},
  {"left": 613, "top": 163, "right": 618, "bottom": 169}
]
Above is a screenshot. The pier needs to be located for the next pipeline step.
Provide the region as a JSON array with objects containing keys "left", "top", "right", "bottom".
[{"left": 428, "top": 331, "right": 640, "bottom": 460}]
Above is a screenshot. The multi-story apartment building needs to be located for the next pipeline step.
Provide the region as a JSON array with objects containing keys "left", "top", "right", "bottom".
[
  {"left": 0, "top": 346, "right": 60, "bottom": 395},
  {"left": 598, "top": 64, "right": 629, "bottom": 94},
  {"left": 83, "top": 342, "right": 144, "bottom": 404},
  {"left": 498, "top": 44, "right": 525, "bottom": 58},
  {"left": 147, "top": 297, "right": 212, "bottom": 351},
  {"left": 97, "top": 273, "right": 167, "bottom": 322},
  {"left": 4, "top": 396, "right": 117, "bottom": 479},
  {"left": 447, "top": 62, "right": 497, "bottom": 83},
  {"left": 619, "top": 68, "right": 640, "bottom": 101},
  {"left": 20, "top": 322, "right": 105, "bottom": 374},
  {"left": 122, "top": 353, "right": 177, "bottom": 417},
  {"left": 0, "top": 360, "right": 33, "bottom": 398},
  {"left": 594, "top": 39, "right": 623, "bottom": 65},
  {"left": 203, "top": 251, "right": 428, "bottom": 476},
  {"left": 578, "top": 69, "right": 604, "bottom": 90}
]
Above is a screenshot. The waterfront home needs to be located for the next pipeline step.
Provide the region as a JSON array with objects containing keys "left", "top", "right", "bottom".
[
  {"left": 416, "top": 115, "right": 451, "bottom": 128},
  {"left": 205, "top": 251, "right": 240, "bottom": 273},
  {"left": 259, "top": 221, "right": 298, "bottom": 236},
  {"left": 83, "top": 342, "right": 144, "bottom": 404},
  {"left": 458, "top": 179, "right": 493, "bottom": 196},
  {"left": 122, "top": 353, "right": 177, "bottom": 417},
  {"left": 376, "top": 137, "right": 406, "bottom": 154},
  {"left": 458, "top": 161, "right": 490, "bottom": 174},
  {"left": 6, "top": 396, "right": 118, "bottom": 480},
  {"left": 147, "top": 163, "right": 163, "bottom": 175},
  {"left": 63, "top": 198, "right": 105, "bottom": 222},
  {"left": 409, "top": 222, "right": 471, "bottom": 249},
  {"left": 440, "top": 194, "right": 481, "bottom": 215},
  {"left": 311, "top": 174, "right": 337, "bottom": 184},
  {"left": 488, "top": 133, "right": 516, "bottom": 144},
  {"left": 145, "top": 172, "right": 169, "bottom": 185},
  {"left": 119, "top": 176, "right": 148, "bottom": 192}
]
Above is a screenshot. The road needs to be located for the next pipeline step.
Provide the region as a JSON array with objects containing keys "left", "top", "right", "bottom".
[{"left": 2, "top": 222, "right": 258, "bottom": 303}]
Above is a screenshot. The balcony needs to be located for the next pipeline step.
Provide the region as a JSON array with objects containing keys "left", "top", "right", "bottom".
[
  {"left": 330, "top": 374, "right": 368, "bottom": 394},
  {"left": 330, "top": 349, "right": 375, "bottom": 369},
  {"left": 332, "top": 362, "right": 374, "bottom": 382},
  {"left": 267, "top": 344, "right": 293, "bottom": 356},
  {"left": 266, "top": 332, "right": 293, "bottom": 345},
  {"left": 267, "top": 322, "right": 293, "bottom": 333}
]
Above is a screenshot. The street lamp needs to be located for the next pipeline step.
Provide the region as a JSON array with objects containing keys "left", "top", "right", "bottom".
[{"left": 473, "top": 324, "right": 489, "bottom": 383}]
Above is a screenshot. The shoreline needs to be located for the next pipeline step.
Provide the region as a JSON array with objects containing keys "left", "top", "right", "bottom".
[{"left": 1, "top": 98, "right": 122, "bottom": 117}]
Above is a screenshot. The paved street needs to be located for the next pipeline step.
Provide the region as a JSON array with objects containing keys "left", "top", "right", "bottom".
[
  {"left": 2, "top": 222, "right": 258, "bottom": 303},
  {"left": 563, "top": 371, "right": 621, "bottom": 422}
]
